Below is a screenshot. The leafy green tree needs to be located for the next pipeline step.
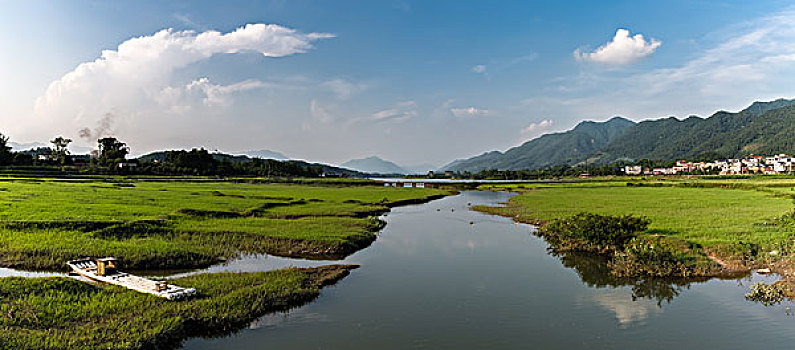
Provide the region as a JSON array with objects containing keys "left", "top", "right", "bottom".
[
  {"left": 50, "top": 136, "right": 72, "bottom": 165},
  {"left": 97, "top": 137, "right": 129, "bottom": 166},
  {"left": 164, "top": 149, "right": 218, "bottom": 175},
  {"left": 0, "top": 133, "right": 13, "bottom": 166}
]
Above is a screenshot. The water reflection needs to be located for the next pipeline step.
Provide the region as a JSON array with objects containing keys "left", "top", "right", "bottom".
[
  {"left": 555, "top": 252, "right": 705, "bottom": 305},
  {"left": 0, "top": 267, "right": 66, "bottom": 278},
  {"left": 590, "top": 289, "right": 662, "bottom": 327}
]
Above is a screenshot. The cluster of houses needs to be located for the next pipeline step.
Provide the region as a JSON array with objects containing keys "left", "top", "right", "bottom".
[{"left": 623, "top": 154, "right": 795, "bottom": 175}]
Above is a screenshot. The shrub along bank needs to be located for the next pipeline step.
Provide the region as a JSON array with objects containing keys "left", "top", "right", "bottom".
[{"left": 537, "top": 213, "right": 721, "bottom": 278}]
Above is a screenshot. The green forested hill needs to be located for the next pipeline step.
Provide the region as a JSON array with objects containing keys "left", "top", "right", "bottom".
[
  {"left": 442, "top": 117, "right": 635, "bottom": 172},
  {"left": 603, "top": 100, "right": 795, "bottom": 161},
  {"left": 443, "top": 99, "right": 795, "bottom": 171}
]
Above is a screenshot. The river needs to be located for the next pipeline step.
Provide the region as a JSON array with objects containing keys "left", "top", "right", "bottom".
[{"left": 176, "top": 191, "right": 795, "bottom": 349}]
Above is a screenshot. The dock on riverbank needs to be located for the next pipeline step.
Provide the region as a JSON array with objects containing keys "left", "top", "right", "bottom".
[{"left": 67, "top": 257, "right": 196, "bottom": 300}]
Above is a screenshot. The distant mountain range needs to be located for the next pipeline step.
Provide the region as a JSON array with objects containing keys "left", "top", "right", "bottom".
[
  {"left": 339, "top": 156, "right": 437, "bottom": 175},
  {"left": 442, "top": 98, "right": 795, "bottom": 172},
  {"left": 341, "top": 156, "right": 408, "bottom": 175},
  {"left": 9, "top": 141, "right": 47, "bottom": 151},
  {"left": 9, "top": 141, "right": 94, "bottom": 155},
  {"left": 236, "top": 149, "right": 289, "bottom": 160}
]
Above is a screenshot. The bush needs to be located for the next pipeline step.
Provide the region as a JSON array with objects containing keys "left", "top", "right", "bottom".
[
  {"left": 610, "top": 235, "right": 722, "bottom": 277},
  {"left": 539, "top": 212, "right": 650, "bottom": 252},
  {"left": 610, "top": 236, "right": 704, "bottom": 277},
  {"left": 745, "top": 281, "right": 787, "bottom": 306},
  {"left": 622, "top": 236, "right": 684, "bottom": 266}
]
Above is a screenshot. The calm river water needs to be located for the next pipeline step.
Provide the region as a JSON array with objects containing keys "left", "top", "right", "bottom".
[{"left": 180, "top": 191, "right": 795, "bottom": 349}]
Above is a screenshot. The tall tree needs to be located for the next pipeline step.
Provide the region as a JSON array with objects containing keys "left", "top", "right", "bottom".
[
  {"left": 50, "top": 136, "right": 72, "bottom": 165},
  {"left": 0, "top": 133, "right": 13, "bottom": 166},
  {"left": 97, "top": 137, "right": 129, "bottom": 166}
]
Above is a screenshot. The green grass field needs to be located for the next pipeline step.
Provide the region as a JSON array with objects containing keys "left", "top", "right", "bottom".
[
  {"left": 0, "top": 265, "right": 356, "bottom": 350},
  {"left": 475, "top": 178, "right": 795, "bottom": 263},
  {"left": 0, "top": 177, "right": 451, "bottom": 270}
]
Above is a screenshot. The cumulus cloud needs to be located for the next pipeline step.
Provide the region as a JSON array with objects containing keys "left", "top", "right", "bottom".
[
  {"left": 450, "top": 107, "right": 490, "bottom": 117},
  {"left": 575, "top": 29, "right": 661, "bottom": 65},
  {"left": 521, "top": 119, "right": 552, "bottom": 137},
  {"left": 33, "top": 23, "right": 333, "bottom": 143},
  {"left": 159, "top": 77, "right": 268, "bottom": 108}
]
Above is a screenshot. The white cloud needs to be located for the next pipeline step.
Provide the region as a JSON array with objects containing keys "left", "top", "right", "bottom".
[
  {"left": 32, "top": 23, "right": 333, "bottom": 144},
  {"left": 321, "top": 79, "right": 368, "bottom": 100},
  {"left": 369, "top": 101, "right": 417, "bottom": 122},
  {"left": 507, "top": 53, "right": 538, "bottom": 66},
  {"left": 158, "top": 77, "right": 267, "bottom": 109},
  {"left": 370, "top": 109, "right": 415, "bottom": 122},
  {"left": 173, "top": 13, "right": 201, "bottom": 29},
  {"left": 575, "top": 29, "right": 661, "bottom": 65},
  {"left": 521, "top": 119, "right": 552, "bottom": 137},
  {"left": 346, "top": 100, "right": 417, "bottom": 124},
  {"left": 187, "top": 78, "right": 267, "bottom": 106},
  {"left": 450, "top": 107, "right": 490, "bottom": 117},
  {"left": 472, "top": 64, "right": 487, "bottom": 73},
  {"left": 309, "top": 99, "right": 335, "bottom": 124}
]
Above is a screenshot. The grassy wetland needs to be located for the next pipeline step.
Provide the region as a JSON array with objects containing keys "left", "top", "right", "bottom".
[
  {"left": 0, "top": 176, "right": 452, "bottom": 349},
  {"left": 475, "top": 176, "right": 795, "bottom": 280},
  {"left": 0, "top": 265, "right": 357, "bottom": 350},
  {"left": 0, "top": 177, "right": 451, "bottom": 270}
]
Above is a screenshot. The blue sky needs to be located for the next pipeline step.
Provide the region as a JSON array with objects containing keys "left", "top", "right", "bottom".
[{"left": 1, "top": 0, "right": 794, "bottom": 166}]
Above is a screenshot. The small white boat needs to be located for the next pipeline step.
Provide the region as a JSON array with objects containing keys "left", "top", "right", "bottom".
[{"left": 66, "top": 257, "right": 196, "bottom": 300}]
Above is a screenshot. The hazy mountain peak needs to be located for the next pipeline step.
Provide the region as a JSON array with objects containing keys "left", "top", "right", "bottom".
[
  {"left": 238, "top": 149, "right": 289, "bottom": 160},
  {"left": 341, "top": 156, "right": 408, "bottom": 175}
]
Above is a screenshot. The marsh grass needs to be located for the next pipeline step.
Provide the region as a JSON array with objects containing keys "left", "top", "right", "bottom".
[
  {"left": 0, "top": 178, "right": 451, "bottom": 270},
  {"left": 0, "top": 265, "right": 357, "bottom": 350}
]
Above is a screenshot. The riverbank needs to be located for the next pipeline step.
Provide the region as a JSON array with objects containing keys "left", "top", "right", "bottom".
[
  {"left": 474, "top": 177, "right": 795, "bottom": 281},
  {"left": 0, "top": 264, "right": 357, "bottom": 350},
  {"left": 0, "top": 177, "right": 454, "bottom": 270}
]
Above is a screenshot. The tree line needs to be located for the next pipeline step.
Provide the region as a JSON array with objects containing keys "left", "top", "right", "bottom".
[
  {"left": 0, "top": 133, "right": 332, "bottom": 177},
  {"left": 0, "top": 133, "right": 128, "bottom": 167},
  {"left": 443, "top": 158, "right": 719, "bottom": 180}
]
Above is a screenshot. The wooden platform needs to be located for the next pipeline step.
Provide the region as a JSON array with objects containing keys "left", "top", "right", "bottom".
[{"left": 67, "top": 257, "right": 196, "bottom": 300}]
